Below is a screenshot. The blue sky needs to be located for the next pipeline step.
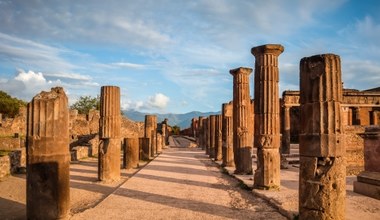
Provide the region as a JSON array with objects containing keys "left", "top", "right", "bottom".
[{"left": 0, "top": 0, "right": 379, "bottom": 114}]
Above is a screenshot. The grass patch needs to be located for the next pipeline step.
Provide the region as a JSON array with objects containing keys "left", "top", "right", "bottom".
[{"left": 0, "top": 150, "right": 12, "bottom": 157}]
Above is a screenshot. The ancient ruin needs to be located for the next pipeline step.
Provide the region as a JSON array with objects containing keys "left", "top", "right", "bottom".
[
  {"left": 230, "top": 67, "right": 253, "bottom": 174},
  {"left": 144, "top": 115, "right": 156, "bottom": 159},
  {"left": 208, "top": 115, "right": 216, "bottom": 159},
  {"left": 215, "top": 114, "right": 222, "bottom": 161},
  {"left": 98, "top": 86, "right": 121, "bottom": 182},
  {"left": 26, "top": 87, "right": 70, "bottom": 219},
  {"left": 123, "top": 138, "right": 139, "bottom": 169},
  {"left": 299, "top": 54, "right": 346, "bottom": 219},
  {"left": 222, "top": 102, "right": 234, "bottom": 167},
  {"left": 251, "top": 44, "right": 283, "bottom": 189}
]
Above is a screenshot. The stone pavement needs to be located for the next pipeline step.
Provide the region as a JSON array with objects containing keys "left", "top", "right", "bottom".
[{"left": 71, "top": 136, "right": 285, "bottom": 219}]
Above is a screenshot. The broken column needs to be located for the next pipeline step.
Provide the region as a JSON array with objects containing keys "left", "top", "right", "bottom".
[
  {"left": 215, "top": 114, "right": 223, "bottom": 161},
  {"left": 299, "top": 54, "right": 345, "bottom": 219},
  {"left": 140, "top": 137, "right": 150, "bottom": 161},
  {"left": 123, "top": 138, "right": 139, "bottom": 169},
  {"left": 27, "top": 87, "right": 70, "bottom": 219},
  {"left": 222, "top": 101, "right": 234, "bottom": 167},
  {"left": 252, "top": 44, "right": 283, "bottom": 189},
  {"left": 354, "top": 126, "right": 380, "bottom": 200},
  {"left": 99, "top": 86, "right": 121, "bottom": 182},
  {"left": 209, "top": 115, "right": 217, "bottom": 159},
  {"left": 230, "top": 67, "right": 253, "bottom": 174},
  {"left": 144, "top": 115, "right": 155, "bottom": 159}
]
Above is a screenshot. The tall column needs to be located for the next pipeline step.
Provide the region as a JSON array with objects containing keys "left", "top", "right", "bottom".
[
  {"left": 222, "top": 102, "right": 234, "bottom": 167},
  {"left": 144, "top": 115, "right": 155, "bottom": 159},
  {"left": 281, "top": 106, "right": 291, "bottom": 154},
  {"left": 209, "top": 115, "right": 216, "bottom": 159},
  {"left": 299, "top": 54, "right": 345, "bottom": 219},
  {"left": 152, "top": 116, "right": 158, "bottom": 156},
  {"left": 139, "top": 137, "right": 150, "bottom": 161},
  {"left": 203, "top": 118, "right": 209, "bottom": 154},
  {"left": 252, "top": 44, "right": 283, "bottom": 189},
  {"left": 162, "top": 122, "right": 167, "bottom": 147},
  {"left": 230, "top": 67, "right": 253, "bottom": 174},
  {"left": 198, "top": 116, "right": 206, "bottom": 149},
  {"left": 27, "top": 87, "right": 70, "bottom": 219},
  {"left": 99, "top": 86, "right": 121, "bottom": 182},
  {"left": 123, "top": 138, "right": 139, "bottom": 169},
  {"left": 215, "top": 114, "right": 223, "bottom": 161}
]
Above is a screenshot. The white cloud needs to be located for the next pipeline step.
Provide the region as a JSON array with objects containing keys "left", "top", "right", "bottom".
[
  {"left": 111, "top": 62, "right": 146, "bottom": 69},
  {"left": 146, "top": 93, "right": 170, "bottom": 109}
]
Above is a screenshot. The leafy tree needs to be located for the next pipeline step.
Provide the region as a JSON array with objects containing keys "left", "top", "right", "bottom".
[
  {"left": 0, "top": 91, "right": 27, "bottom": 118},
  {"left": 172, "top": 125, "right": 180, "bottom": 135},
  {"left": 70, "top": 96, "right": 100, "bottom": 114}
]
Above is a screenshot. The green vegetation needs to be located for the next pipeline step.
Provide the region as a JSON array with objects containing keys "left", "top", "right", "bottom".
[
  {"left": 0, "top": 90, "right": 27, "bottom": 118},
  {"left": 172, "top": 125, "right": 180, "bottom": 135},
  {"left": 70, "top": 95, "right": 100, "bottom": 114},
  {"left": 0, "top": 150, "right": 12, "bottom": 157}
]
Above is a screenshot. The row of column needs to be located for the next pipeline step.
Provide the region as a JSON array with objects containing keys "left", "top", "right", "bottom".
[
  {"left": 26, "top": 86, "right": 167, "bottom": 219},
  {"left": 195, "top": 45, "right": 346, "bottom": 219}
]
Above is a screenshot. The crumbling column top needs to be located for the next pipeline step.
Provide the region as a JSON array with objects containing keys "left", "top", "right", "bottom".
[
  {"left": 229, "top": 67, "right": 252, "bottom": 76},
  {"left": 251, "top": 44, "right": 284, "bottom": 56}
]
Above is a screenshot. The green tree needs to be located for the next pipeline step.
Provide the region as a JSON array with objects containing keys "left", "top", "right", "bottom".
[
  {"left": 0, "top": 91, "right": 27, "bottom": 118},
  {"left": 70, "top": 96, "right": 100, "bottom": 114},
  {"left": 172, "top": 125, "right": 180, "bottom": 135}
]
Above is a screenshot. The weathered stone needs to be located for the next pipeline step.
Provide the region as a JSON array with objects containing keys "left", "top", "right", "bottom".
[
  {"left": 197, "top": 116, "right": 206, "bottom": 149},
  {"left": 140, "top": 137, "right": 150, "bottom": 161},
  {"left": 203, "top": 117, "right": 209, "bottom": 154},
  {"left": 230, "top": 67, "right": 253, "bottom": 174},
  {"left": 252, "top": 44, "right": 283, "bottom": 188},
  {"left": 222, "top": 102, "right": 234, "bottom": 167},
  {"left": 123, "top": 138, "right": 139, "bottom": 169},
  {"left": 26, "top": 87, "right": 70, "bottom": 219},
  {"left": 299, "top": 54, "right": 345, "bottom": 219},
  {"left": 215, "top": 114, "right": 222, "bottom": 161},
  {"left": 144, "top": 115, "right": 157, "bottom": 158},
  {"left": 281, "top": 106, "right": 291, "bottom": 154},
  {"left": 157, "top": 133, "right": 163, "bottom": 153},
  {"left": 208, "top": 115, "right": 216, "bottom": 159},
  {"left": 98, "top": 86, "right": 121, "bottom": 182}
]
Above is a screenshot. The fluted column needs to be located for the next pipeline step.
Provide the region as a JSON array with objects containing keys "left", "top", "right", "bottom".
[
  {"left": 215, "top": 114, "right": 223, "bottom": 161},
  {"left": 252, "top": 44, "right": 283, "bottom": 189},
  {"left": 222, "top": 101, "right": 234, "bottom": 167},
  {"left": 144, "top": 115, "right": 155, "bottom": 159},
  {"left": 281, "top": 106, "right": 291, "bottom": 154},
  {"left": 230, "top": 67, "right": 253, "bottom": 174},
  {"left": 198, "top": 116, "right": 206, "bottom": 149},
  {"left": 98, "top": 86, "right": 121, "bottom": 182},
  {"left": 299, "top": 54, "right": 345, "bottom": 219},
  {"left": 203, "top": 118, "right": 209, "bottom": 154},
  {"left": 27, "top": 87, "right": 70, "bottom": 219}
]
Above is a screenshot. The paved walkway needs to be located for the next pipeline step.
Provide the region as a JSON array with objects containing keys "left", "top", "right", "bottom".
[{"left": 72, "top": 136, "right": 285, "bottom": 219}]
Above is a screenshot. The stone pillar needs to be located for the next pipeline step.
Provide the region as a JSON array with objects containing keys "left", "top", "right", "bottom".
[
  {"left": 354, "top": 126, "right": 380, "bottom": 200},
  {"left": 98, "top": 86, "right": 121, "bottom": 182},
  {"left": 354, "top": 107, "right": 361, "bottom": 125},
  {"left": 299, "top": 54, "right": 345, "bottom": 219},
  {"left": 27, "top": 87, "right": 70, "bottom": 219},
  {"left": 157, "top": 133, "right": 163, "bottom": 153},
  {"left": 252, "top": 44, "right": 283, "bottom": 189},
  {"left": 209, "top": 115, "right": 217, "bottom": 159},
  {"left": 203, "top": 117, "right": 209, "bottom": 154},
  {"left": 230, "top": 67, "right": 253, "bottom": 174},
  {"left": 191, "top": 117, "right": 198, "bottom": 138},
  {"left": 281, "top": 106, "right": 291, "bottom": 154},
  {"left": 140, "top": 137, "right": 150, "bottom": 161},
  {"left": 123, "top": 138, "right": 139, "bottom": 169},
  {"left": 222, "top": 102, "right": 234, "bottom": 167},
  {"left": 198, "top": 117, "right": 206, "bottom": 149},
  {"left": 161, "top": 123, "right": 167, "bottom": 148},
  {"left": 152, "top": 116, "right": 158, "bottom": 156},
  {"left": 144, "top": 115, "right": 155, "bottom": 158},
  {"left": 215, "top": 114, "right": 223, "bottom": 161}
]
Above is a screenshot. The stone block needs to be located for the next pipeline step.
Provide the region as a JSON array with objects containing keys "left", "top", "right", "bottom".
[
  {"left": 253, "top": 148, "right": 280, "bottom": 189},
  {"left": 299, "top": 134, "right": 344, "bottom": 157},
  {"left": 353, "top": 180, "right": 380, "bottom": 200}
]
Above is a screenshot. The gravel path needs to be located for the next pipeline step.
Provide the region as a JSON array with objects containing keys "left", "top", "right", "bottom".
[{"left": 71, "top": 136, "right": 286, "bottom": 220}]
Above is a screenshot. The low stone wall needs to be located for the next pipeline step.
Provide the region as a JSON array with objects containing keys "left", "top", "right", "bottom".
[
  {"left": 71, "top": 146, "right": 91, "bottom": 161},
  {"left": 0, "top": 148, "right": 26, "bottom": 179},
  {"left": 0, "top": 137, "right": 24, "bottom": 150},
  {"left": 344, "top": 125, "right": 365, "bottom": 175}
]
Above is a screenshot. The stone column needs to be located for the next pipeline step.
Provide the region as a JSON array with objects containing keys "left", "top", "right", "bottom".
[
  {"left": 140, "top": 137, "right": 150, "bottom": 160},
  {"left": 354, "top": 107, "right": 361, "bottom": 125},
  {"left": 299, "top": 54, "right": 345, "bottom": 219},
  {"left": 198, "top": 117, "right": 206, "bottom": 149},
  {"left": 230, "top": 67, "right": 253, "bottom": 174},
  {"left": 157, "top": 133, "right": 163, "bottom": 153},
  {"left": 27, "top": 87, "right": 70, "bottom": 219},
  {"left": 222, "top": 102, "right": 234, "bottom": 167},
  {"left": 203, "top": 117, "right": 209, "bottom": 154},
  {"left": 215, "top": 114, "right": 223, "bottom": 161},
  {"left": 209, "top": 115, "right": 217, "bottom": 159},
  {"left": 252, "top": 44, "right": 283, "bottom": 189},
  {"left": 144, "top": 115, "right": 155, "bottom": 159},
  {"left": 281, "top": 106, "right": 291, "bottom": 154},
  {"left": 99, "top": 86, "right": 121, "bottom": 182},
  {"left": 123, "top": 138, "right": 139, "bottom": 169},
  {"left": 152, "top": 116, "right": 158, "bottom": 156},
  {"left": 162, "top": 123, "right": 167, "bottom": 148}
]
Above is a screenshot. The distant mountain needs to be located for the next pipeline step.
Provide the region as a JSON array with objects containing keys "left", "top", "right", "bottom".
[{"left": 123, "top": 110, "right": 220, "bottom": 129}]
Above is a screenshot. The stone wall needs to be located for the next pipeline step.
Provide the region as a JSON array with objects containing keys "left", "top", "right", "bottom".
[
  {"left": 344, "top": 125, "right": 365, "bottom": 175},
  {"left": 0, "top": 148, "right": 26, "bottom": 179},
  {"left": 0, "top": 137, "right": 24, "bottom": 150}
]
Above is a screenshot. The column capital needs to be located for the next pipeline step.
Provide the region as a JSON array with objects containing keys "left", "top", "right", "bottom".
[
  {"left": 229, "top": 67, "right": 252, "bottom": 76},
  {"left": 251, "top": 44, "right": 284, "bottom": 57}
]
